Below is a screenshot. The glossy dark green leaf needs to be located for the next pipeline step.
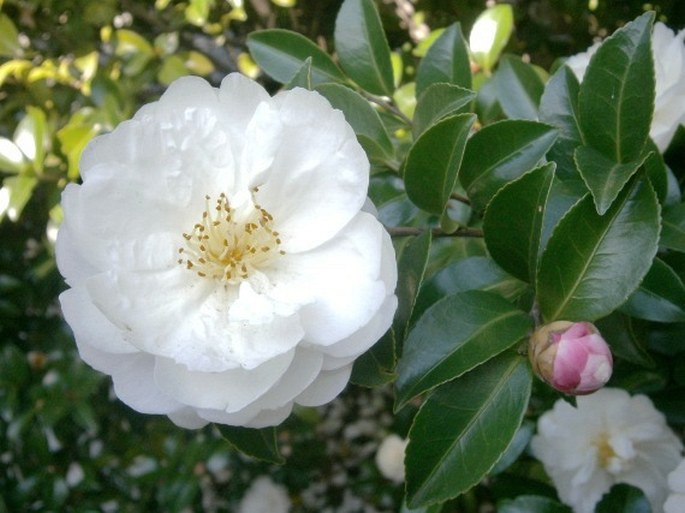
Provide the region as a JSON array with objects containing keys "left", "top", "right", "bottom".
[
  {"left": 494, "top": 55, "right": 545, "bottom": 120},
  {"left": 483, "top": 163, "right": 555, "bottom": 283},
  {"left": 404, "top": 113, "right": 476, "bottom": 214},
  {"left": 575, "top": 145, "right": 643, "bottom": 215},
  {"left": 642, "top": 140, "right": 668, "bottom": 204},
  {"left": 412, "top": 83, "right": 475, "bottom": 138},
  {"left": 595, "top": 313, "right": 655, "bottom": 368},
  {"left": 285, "top": 56, "right": 313, "bottom": 89},
  {"left": 596, "top": 484, "right": 652, "bottom": 513},
  {"left": 415, "top": 23, "right": 472, "bottom": 96},
  {"left": 620, "top": 258, "right": 685, "bottom": 322},
  {"left": 537, "top": 177, "right": 660, "bottom": 322},
  {"left": 333, "top": 0, "right": 394, "bottom": 96},
  {"left": 459, "top": 119, "right": 557, "bottom": 211},
  {"left": 394, "top": 230, "right": 432, "bottom": 346},
  {"left": 395, "top": 290, "right": 530, "bottom": 409},
  {"left": 412, "top": 256, "right": 527, "bottom": 325},
  {"left": 578, "top": 12, "right": 655, "bottom": 163},
  {"left": 498, "top": 496, "right": 572, "bottom": 513},
  {"left": 661, "top": 202, "right": 685, "bottom": 252},
  {"left": 350, "top": 330, "right": 396, "bottom": 386},
  {"left": 405, "top": 353, "right": 532, "bottom": 508},
  {"left": 316, "top": 83, "right": 393, "bottom": 158},
  {"left": 540, "top": 177, "right": 586, "bottom": 253},
  {"left": 539, "top": 65, "right": 583, "bottom": 180},
  {"left": 216, "top": 425, "right": 284, "bottom": 464},
  {"left": 247, "top": 29, "right": 345, "bottom": 86},
  {"left": 469, "top": 4, "right": 514, "bottom": 73}
]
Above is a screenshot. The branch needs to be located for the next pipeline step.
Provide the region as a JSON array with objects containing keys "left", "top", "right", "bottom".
[{"left": 386, "top": 226, "right": 483, "bottom": 238}]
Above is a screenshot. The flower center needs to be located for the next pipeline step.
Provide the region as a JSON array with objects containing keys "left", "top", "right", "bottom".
[
  {"left": 594, "top": 432, "right": 633, "bottom": 474},
  {"left": 178, "top": 192, "right": 284, "bottom": 284}
]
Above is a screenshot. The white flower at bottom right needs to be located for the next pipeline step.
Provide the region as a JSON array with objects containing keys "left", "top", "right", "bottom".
[
  {"left": 530, "top": 388, "right": 683, "bottom": 513},
  {"left": 665, "top": 459, "right": 685, "bottom": 513}
]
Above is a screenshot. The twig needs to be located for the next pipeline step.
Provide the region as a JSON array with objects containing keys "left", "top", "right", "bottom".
[{"left": 386, "top": 226, "right": 483, "bottom": 238}]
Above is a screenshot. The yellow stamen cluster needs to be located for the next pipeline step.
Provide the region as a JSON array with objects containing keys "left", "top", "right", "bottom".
[{"left": 178, "top": 192, "right": 284, "bottom": 284}]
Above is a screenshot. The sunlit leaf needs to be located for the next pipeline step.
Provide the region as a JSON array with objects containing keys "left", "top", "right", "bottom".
[
  {"left": 469, "top": 4, "right": 514, "bottom": 73},
  {"left": 0, "top": 13, "right": 21, "bottom": 58}
]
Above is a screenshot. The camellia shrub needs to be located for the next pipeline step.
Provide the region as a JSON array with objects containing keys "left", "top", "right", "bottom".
[{"left": 2, "top": 0, "right": 685, "bottom": 512}]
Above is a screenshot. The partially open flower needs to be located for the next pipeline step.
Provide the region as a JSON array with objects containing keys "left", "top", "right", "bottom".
[
  {"left": 375, "top": 434, "right": 408, "bottom": 483},
  {"left": 529, "top": 321, "right": 612, "bottom": 395},
  {"left": 56, "top": 74, "right": 397, "bottom": 429}
]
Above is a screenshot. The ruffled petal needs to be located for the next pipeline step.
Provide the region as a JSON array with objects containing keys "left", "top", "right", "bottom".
[{"left": 295, "top": 365, "right": 352, "bottom": 407}]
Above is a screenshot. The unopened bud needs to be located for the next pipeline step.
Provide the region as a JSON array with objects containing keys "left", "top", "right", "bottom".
[{"left": 529, "top": 321, "right": 613, "bottom": 395}]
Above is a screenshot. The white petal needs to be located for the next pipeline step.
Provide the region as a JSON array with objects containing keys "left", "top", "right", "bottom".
[
  {"left": 665, "top": 495, "right": 685, "bottom": 513},
  {"left": 153, "top": 349, "right": 295, "bottom": 412},
  {"left": 272, "top": 212, "right": 390, "bottom": 345},
  {"left": 55, "top": 221, "right": 99, "bottom": 287},
  {"left": 168, "top": 407, "right": 209, "bottom": 429},
  {"left": 59, "top": 286, "right": 138, "bottom": 354},
  {"left": 295, "top": 365, "right": 352, "bottom": 407},
  {"left": 245, "top": 404, "right": 293, "bottom": 429},
  {"left": 253, "top": 89, "right": 369, "bottom": 253}
]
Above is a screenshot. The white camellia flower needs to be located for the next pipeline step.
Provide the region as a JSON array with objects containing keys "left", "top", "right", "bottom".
[
  {"left": 56, "top": 73, "right": 398, "bottom": 429},
  {"left": 664, "top": 459, "right": 685, "bottom": 513},
  {"left": 375, "top": 433, "right": 408, "bottom": 483},
  {"left": 565, "top": 22, "right": 685, "bottom": 152},
  {"left": 530, "top": 388, "right": 683, "bottom": 513},
  {"left": 238, "top": 476, "right": 290, "bottom": 513}
]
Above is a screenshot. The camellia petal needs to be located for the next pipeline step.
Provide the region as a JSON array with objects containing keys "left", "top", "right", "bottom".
[{"left": 56, "top": 73, "right": 397, "bottom": 428}]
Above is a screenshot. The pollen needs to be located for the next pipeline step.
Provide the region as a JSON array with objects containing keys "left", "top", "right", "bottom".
[{"left": 178, "top": 193, "right": 284, "bottom": 284}]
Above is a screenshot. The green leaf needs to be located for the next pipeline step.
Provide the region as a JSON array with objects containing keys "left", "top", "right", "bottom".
[
  {"left": 333, "top": 0, "right": 394, "bottom": 96},
  {"left": 537, "top": 177, "right": 660, "bottom": 322},
  {"left": 316, "top": 83, "right": 394, "bottom": 158},
  {"left": 494, "top": 55, "right": 545, "bottom": 120},
  {"left": 412, "top": 83, "right": 475, "bottom": 138},
  {"left": 158, "top": 55, "right": 187, "bottom": 85},
  {"left": 57, "top": 116, "right": 99, "bottom": 181},
  {"left": 216, "top": 425, "right": 284, "bottom": 464},
  {"left": 395, "top": 290, "right": 530, "bottom": 409},
  {"left": 0, "top": 137, "right": 26, "bottom": 174},
  {"left": 483, "top": 163, "right": 555, "bottom": 283},
  {"left": 404, "top": 113, "right": 476, "bottom": 215},
  {"left": 459, "top": 119, "right": 557, "bottom": 211},
  {"left": 0, "top": 13, "right": 21, "bottom": 57},
  {"left": 620, "top": 258, "right": 685, "bottom": 322},
  {"left": 350, "top": 330, "right": 396, "bottom": 387},
  {"left": 468, "top": 4, "right": 514, "bottom": 73},
  {"left": 642, "top": 140, "right": 668, "bottom": 204},
  {"left": 595, "top": 313, "right": 655, "bottom": 368},
  {"left": 539, "top": 65, "right": 583, "bottom": 179},
  {"left": 412, "top": 256, "right": 527, "bottom": 325},
  {"left": 415, "top": 23, "right": 472, "bottom": 96},
  {"left": 405, "top": 352, "right": 532, "bottom": 508},
  {"left": 394, "top": 230, "right": 432, "bottom": 347},
  {"left": 661, "top": 202, "right": 685, "bottom": 252},
  {"left": 15, "top": 107, "right": 47, "bottom": 174},
  {"left": 596, "top": 484, "right": 652, "bottom": 513},
  {"left": 0, "top": 175, "right": 38, "bottom": 222},
  {"left": 575, "top": 146, "right": 644, "bottom": 215},
  {"left": 185, "top": 0, "right": 213, "bottom": 26},
  {"left": 247, "top": 29, "right": 345, "bottom": 86},
  {"left": 540, "top": 177, "right": 587, "bottom": 253},
  {"left": 285, "top": 57, "right": 313, "bottom": 90},
  {"left": 498, "top": 496, "right": 572, "bottom": 513},
  {"left": 578, "top": 12, "right": 655, "bottom": 163}
]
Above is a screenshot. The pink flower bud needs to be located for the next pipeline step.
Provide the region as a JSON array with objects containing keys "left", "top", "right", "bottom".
[{"left": 529, "top": 321, "right": 613, "bottom": 395}]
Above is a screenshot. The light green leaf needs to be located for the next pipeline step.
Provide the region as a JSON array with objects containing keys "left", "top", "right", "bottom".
[
  {"left": 158, "top": 55, "right": 187, "bottom": 85},
  {"left": 537, "top": 177, "right": 660, "bottom": 322},
  {"left": 285, "top": 57, "right": 313, "bottom": 90},
  {"left": 216, "top": 425, "right": 284, "bottom": 464},
  {"left": 405, "top": 352, "right": 532, "bottom": 508},
  {"left": 185, "top": 0, "right": 213, "bottom": 26},
  {"left": 334, "top": 0, "right": 394, "bottom": 96},
  {"left": 459, "top": 119, "right": 557, "bottom": 212},
  {"left": 0, "top": 137, "right": 26, "bottom": 174},
  {"left": 57, "top": 112, "right": 100, "bottom": 180},
  {"left": 393, "top": 230, "right": 432, "bottom": 346},
  {"left": 316, "top": 83, "right": 394, "bottom": 158},
  {"left": 415, "top": 23, "right": 472, "bottom": 96},
  {"left": 494, "top": 54, "right": 545, "bottom": 120},
  {"left": 620, "top": 258, "right": 685, "bottom": 322},
  {"left": 539, "top": 65, "right": 583, "bottom": 179},
  {"left": 483, "top": 163, "right": 555, "bottom": 283},
  {"left": 575, "top": 145, "right": 644, "bottom": 215},
  {"left": 412, "top": 83, "right": 475, "bottom": 138},
  {"left": 14, "top": 107, "right": 48, "bottom": 174},
  {"left": 404, "top": 113, "right": 475, "bottom": 215},
  {"left": 0, "top": 13, "right": 21, "bottom": 57},
  {"left": 578, "top": 12, "right": 655, "bottom": 163},
  {"left": 469, "top": 4, "right": 514, "bottom": 73},
  {"left": 0, "top": 175, "right": 38, "bottom": 222},
  {"left": 247, "top": 29, "right": 345, "bottom": 86},
  {"left": 395, "top": 290, "right": 530, "bottom": 409}
]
